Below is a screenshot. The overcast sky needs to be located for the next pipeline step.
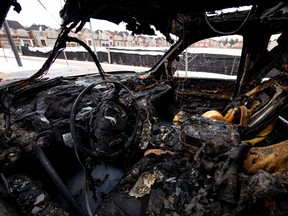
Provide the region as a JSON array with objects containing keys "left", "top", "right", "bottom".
[{"left": 6, "top": 0, "right": 127, "bottom": 31}]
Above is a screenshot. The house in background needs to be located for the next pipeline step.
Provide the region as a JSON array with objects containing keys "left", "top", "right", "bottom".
[
  {"left": 191, "top": 39, "right": 210, "bottom": 48},
  {"left": 45, "top": 27, "right": 59, "bottom": 47},
  {"left": 27, "top": 24, "right": 49, "bottom": 47},
  {"left": 118, "top": 31, "right": 133, "bottom": 47},
  {"left": 0, "top": 20, "right": 33, "bottom": 51},
  {"left": 0, "top": 28, "right": 8, "bottom": 48},
  {"left": 145, "top": 36, "right": 157, "bottom": 47},
  {"left": 78, "top": 28, "right": 93, "bottom": 46},
  {"left": 134, "top": 35, "right": 146, "bottom": 47},
  {"left": 1, "top": 20, "right": 171, "bottom": 50},
  {"left": 156, "top": 36, "right": 170, "bottom": 47},
  {"left": 95, "top": 30, "right": 110, "bottom": 47},
  {"left": 107, "top": 30, "right": 120, "bottom": 47},
  {"left": 0, "top": 19, "right": 218, "bottom": 52}
]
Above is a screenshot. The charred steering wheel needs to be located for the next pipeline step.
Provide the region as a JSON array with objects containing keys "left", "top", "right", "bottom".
[{"left": 69, "top": 81, "right": 139, "bottom": 159}]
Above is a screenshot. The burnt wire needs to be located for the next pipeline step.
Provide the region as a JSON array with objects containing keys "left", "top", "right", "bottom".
[
  {"left": 66, "top": 36, "right": 107, "bottom": 80},
  {"left": 29, "top": 24, "right": 77, "bottom": 80},
  {"left": 204, "top": 4, "right": 257, "bottom": 35},
  {"left": 30, "top": 23, "right": 107, "bottom": 81},
  {"left": 69, "top": 81, "right": 138, "bottom": 215},
  {"left": 69, "top": 82, "right": 102, "bottom": 216},
  {"left": 71, "top": 137, "right": 94, "bottom": 216},
  {"left": 178, "top": 127, "right": 190, "bottom": 146},
  {"left": 0, "top": 173, "right": 9, "bottom": 192}
]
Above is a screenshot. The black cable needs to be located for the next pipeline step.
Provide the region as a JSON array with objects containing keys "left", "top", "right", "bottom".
[
  {"left": 69, "top": 80, "right": 139, "bottom": 214},
  {"left": 29, "top": 24, "right": 77, "bottom": 80},
  {"left": 36, "top": 0, "right": 61, "bottom": 26},
  {"left": 204, "top": 5, "right": 257, "bottom": 35}
]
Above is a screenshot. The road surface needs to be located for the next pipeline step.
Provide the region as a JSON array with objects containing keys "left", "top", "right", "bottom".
[{"left": 0, "top": 55, "right": 149, "bottom": 81}]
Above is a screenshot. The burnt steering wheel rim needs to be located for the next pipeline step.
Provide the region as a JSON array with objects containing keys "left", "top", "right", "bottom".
[{"left": 69, "top": 80, "right": 138, "bottom": 157}]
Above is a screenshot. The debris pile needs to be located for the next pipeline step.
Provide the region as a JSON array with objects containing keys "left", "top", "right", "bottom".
[
  {"left": 1, "top": 1, "right": 288, "bottom": 215},
  {"left": 0, "top": 71, "right": 288, "bottom": 215}
]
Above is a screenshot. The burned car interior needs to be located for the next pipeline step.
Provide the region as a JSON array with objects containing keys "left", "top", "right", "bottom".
[{"left": 1, "top": 0, "right": 288, "bottom": 215}]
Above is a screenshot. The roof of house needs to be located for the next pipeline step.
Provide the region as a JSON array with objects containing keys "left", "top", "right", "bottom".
[
  {"left": 106, "top": 30, "right": 118, "bottom": 36},
  {"left": 6, "top": 20, "right": 26, "bottom": 30},
  {"left": 80, "top": 27, "right": 91, "bottom": 33},
  {"left": 27, "top": 24, "right": 49, "bottom": 31},
  {"left": 118, "top": 31, "right": 130, "bottom": 37},
  {"left": 95, "top": 29, "right": 104, "bottom": 34}
]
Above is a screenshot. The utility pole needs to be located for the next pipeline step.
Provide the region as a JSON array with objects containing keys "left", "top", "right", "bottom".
[
  {"left": 3, "top": 20, "right": 22, "bottom": 66},
  {"left": 89, "top": 19, "right": 98, "bottom": 57},
  {"left": 107, "top": 45, "right": 111, "bottom": 64}
]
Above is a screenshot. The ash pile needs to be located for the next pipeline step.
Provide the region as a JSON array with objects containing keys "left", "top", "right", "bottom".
[
  {"left": 96, "top": 100, "right": 288, "bottom": 216},
  {"left": 92, "top": 73, "right": 288, "bottom": 216}
]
